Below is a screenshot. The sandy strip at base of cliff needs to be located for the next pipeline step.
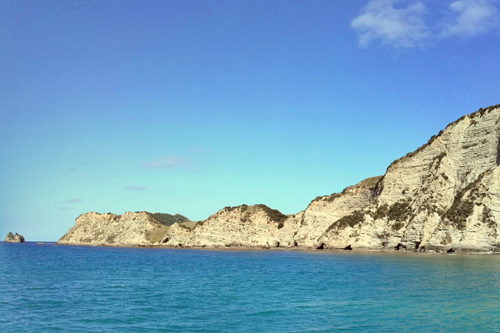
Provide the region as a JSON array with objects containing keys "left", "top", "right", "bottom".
[{"left": 54, "top": 243, "right": 498, "bottom": 255}]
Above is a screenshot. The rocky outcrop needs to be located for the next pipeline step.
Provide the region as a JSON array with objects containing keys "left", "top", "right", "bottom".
[
  {"left": 294, "top": 176, "right": 382, "bottom": 249},
  {"left": 56, "top": 211, "right": 189, "bottom": 246},
  {"left": 315, "top": 103, "right": 500, "bottom": 253},
  {"left": 4, "top": 232, "right": 25, "bottom": 243},
  {"left": 161, "top": 204, "right": 297, "bottom": 248},
  {"left": 58, "top": 103, "right": 500, "bottom": 253},
  {"left": 159, "top": 177, "right": 383, "bottom": 250}
]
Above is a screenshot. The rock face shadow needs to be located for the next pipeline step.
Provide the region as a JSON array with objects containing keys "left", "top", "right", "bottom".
[{"left": 497, "top": 137, "right": 500, "bottom": 166}]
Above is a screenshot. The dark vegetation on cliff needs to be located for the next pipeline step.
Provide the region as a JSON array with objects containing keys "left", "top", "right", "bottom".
[
  {"left": 331, "top": 211, "right": 365, "bottom": 230},
  {"left": 443, "top": 169, "right": 491, "bottom": 230},
  {"left": 223, "top": 204, "right": 288, "bottom": 228},
  {"left": 151, "top": 213, "right": 190, "bottom": 226}
]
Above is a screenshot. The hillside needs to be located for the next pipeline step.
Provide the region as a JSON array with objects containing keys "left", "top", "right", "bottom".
[{"left": 151, "top": 213, "right": 190, "bottom": 226}]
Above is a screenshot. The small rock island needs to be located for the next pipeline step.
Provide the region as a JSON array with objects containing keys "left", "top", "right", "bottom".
[{"left": 4, "top": 232, "right": 25, "bottom": 243}]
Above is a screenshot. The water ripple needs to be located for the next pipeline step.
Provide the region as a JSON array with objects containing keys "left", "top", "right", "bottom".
[{"left": 2, "top": 244, "right": 500, "bottom": 332}]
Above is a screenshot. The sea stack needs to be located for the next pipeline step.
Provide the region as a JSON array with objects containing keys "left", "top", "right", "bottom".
[{"left": 4, "top": 232, "right": 25, "bottom": 243}]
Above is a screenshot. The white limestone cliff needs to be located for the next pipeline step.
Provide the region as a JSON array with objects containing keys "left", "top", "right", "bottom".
[
  {"left": 58, "top": 103, "right": 500, "bottom": 253},
  {"left": 316, "top": 104, "right": 500, "bottom": 253},
  {"left": 56, "top": 211, "right": 171, "bottom": 246},
  {"left": 161, "top": 204, "right": 293, "bottom": 248}
]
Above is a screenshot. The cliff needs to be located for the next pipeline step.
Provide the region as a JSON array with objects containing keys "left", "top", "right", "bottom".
[
  {"left": 162, "top": 204, "right": 298, "bottom": 248},
  {"left": 314, "top": 103, "right": 500, "bottom": 253},
  {"left": 56, "top": 211, "right": 190, "bottom": 246},
  {"left": 58, "top": 103, "right": 500, "bottom": 253}
]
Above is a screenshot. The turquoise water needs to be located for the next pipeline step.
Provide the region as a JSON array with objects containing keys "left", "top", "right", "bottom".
[{"left": 2, "top": 243, "right": 500, "bottom": 332}]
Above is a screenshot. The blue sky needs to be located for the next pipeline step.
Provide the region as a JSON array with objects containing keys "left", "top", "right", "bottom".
[{"left": 1, "top": 0, "right": 499, "bottom": 241}]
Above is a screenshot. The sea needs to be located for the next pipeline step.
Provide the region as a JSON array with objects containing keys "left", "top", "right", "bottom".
[{"left": 2, "top": 243, "right": 500, "bottom": 332}]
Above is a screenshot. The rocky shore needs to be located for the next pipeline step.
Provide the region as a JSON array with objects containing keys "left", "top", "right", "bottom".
[{"left": 58, "top": 103, "right": 500, "bottom": 254}]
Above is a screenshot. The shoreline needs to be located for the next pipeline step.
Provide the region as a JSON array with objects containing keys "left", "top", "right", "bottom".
[{"left": 49, "top": 242, "right": 500, "bottom": 256}]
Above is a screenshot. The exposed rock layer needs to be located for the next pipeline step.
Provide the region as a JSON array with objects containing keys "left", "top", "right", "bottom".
[
  {"left": 4, "top": 232, "right": 25, "bottom": 243},
  {"left": 58, "top": 104, "right": 500, "bottom": 253},
  {"left": 57, "top": 212, "right": 190, "bottom": 246}
]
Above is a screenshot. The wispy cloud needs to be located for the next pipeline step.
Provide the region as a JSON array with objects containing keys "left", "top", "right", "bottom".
[
  {"left": 351, "top": 0, "right": 430, "bottom": 48},
  {"left": 142, "top": 155, "right": 190, "bottom": 169},
  {"left": 65, "top": 198, "right": 83, "bottom": 204},
  {"left": 189, "top": 145, "right": 208, "bottom": 154},
  {"left": 352, "top": 0, "right": 500, "bottom": 48},
  {"left": 60, "top": 207, "right": 72, "bottom": 211},
  {"left": 125, "top": 185, "right": 148, "bottom": 191},
  {"left": 440, "top": 0, "right": 500, "bottom": 38}
]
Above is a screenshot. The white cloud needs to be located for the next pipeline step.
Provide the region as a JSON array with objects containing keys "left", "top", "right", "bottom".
[
  {"left": 65, "top": 198, "right": 83, "bottom": 204},
  {"left": 125, "top": 186, "right": 148, "bottom": 191},
  {"left": 441, "top": 0, "right": 500, "bottom": 37},
  {"left": 351, "top": 0, "right": 500, "bottom": 48},
  {"left": 351, "top": 0, "right": 430, "bottom": 48},
  {"left": 142, "top": 155, "right": 189, "bottom": 169}
]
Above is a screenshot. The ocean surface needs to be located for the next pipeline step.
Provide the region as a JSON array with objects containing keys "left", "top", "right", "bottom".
[{"left": 2, "top": 243, "right": 500, "bottom": 332}]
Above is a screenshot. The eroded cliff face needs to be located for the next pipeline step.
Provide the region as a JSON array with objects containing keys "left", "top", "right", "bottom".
[
  {"left": 56, "top": 211, "right": 172, "bottom": 246},
  {"left": 317, "top": 104, "right": 500, "bottom": 253},
  {"left": 161, "top": 204, "right": 296, "bottom": 248},
  {"left": 58, "top": 104, "right": 500, "bottom": 253},
  {"left": 293, "top": 176, "right": 381, "bottom": 249},
  {"left": 158, "top": 178, "right": 383, "bottom": 250}
]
